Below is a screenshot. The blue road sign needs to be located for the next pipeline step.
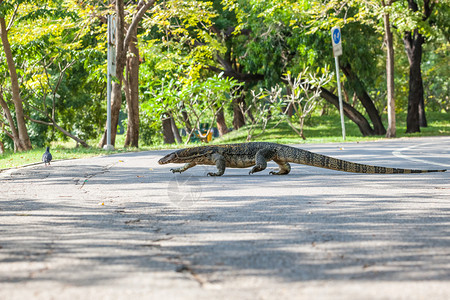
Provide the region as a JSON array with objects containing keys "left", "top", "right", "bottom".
[
  {"left": 332, "top": 28, "right": 341, "bottom": 45},
  {"left": 331, "top": 26, "right": 342, "bottom": 57}
]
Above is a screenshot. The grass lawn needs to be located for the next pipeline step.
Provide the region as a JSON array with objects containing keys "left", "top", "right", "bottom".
[
  {"left": 1, "top": 111, "right": 448, "bottom": 170},
  {"left": 0, "top": 135, "right": 130, "bottom": 170},
  {"left": 215, "top": 111, "right": 449, "bottom": 144}
]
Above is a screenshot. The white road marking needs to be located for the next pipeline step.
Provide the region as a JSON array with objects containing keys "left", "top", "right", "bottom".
[{"left": 392, "top": 142, "right": 450, "bottom": 168}]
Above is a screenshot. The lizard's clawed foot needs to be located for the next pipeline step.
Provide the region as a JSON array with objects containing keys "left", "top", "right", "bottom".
[
  {"left": 170, "top": 168, "right": 182, "bottom": 174},
  {"left": 249, "top": 166, "right": 264, "bottom": 175},
  {"left": 269, "top": 171, "right": 289, "bottom": 175},
  {"left": 207, "top": 172, "right": 222, "bottom": 176}
]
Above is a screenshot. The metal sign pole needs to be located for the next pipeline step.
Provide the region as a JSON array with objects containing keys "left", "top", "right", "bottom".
[
  {"left": 104, "top": 15, "right": 116, "bottom": 151},
  {"left": 331, "top": 27, "right": 346, "bottom": 141},
  {"left": 106, "top": 24, "right": 112, "bottom": 148},
  {"left": 334, "top": 56, "right": 346, "bottom": 140}
]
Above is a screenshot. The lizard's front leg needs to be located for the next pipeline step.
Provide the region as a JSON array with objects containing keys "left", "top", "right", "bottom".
[
  {"left": 171, "top": 162, "right": 196, "bottom": 174},
  {"left": 207, "top": 153, "right": 226, "bottom": 176}
]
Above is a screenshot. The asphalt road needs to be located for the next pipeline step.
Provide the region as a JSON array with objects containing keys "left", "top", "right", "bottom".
[{"left": 1, "top": 137, "right": 449, "bottom": 299}]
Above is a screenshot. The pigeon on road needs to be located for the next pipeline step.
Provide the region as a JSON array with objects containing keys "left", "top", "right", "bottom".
[{"left": 42, "top": 146, "right": 52, "bottom": 166}]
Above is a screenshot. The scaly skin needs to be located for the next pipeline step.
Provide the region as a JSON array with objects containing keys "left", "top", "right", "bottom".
[{"left": 158, "top": 142, "right": 446, "bottom": 176}]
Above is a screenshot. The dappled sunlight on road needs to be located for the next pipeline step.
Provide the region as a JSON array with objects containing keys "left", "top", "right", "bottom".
[{"left": 1, "top": 137, "right": 449, "bottom": 299}]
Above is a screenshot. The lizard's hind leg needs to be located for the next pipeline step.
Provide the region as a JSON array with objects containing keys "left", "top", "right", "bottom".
[{"left": 270, "top": 161, "right": 291, "bottom": 175}]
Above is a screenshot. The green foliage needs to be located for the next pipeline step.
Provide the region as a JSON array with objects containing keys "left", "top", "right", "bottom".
[
  {"left": 0, "top": 0, "right": 448, "bottom": 151},
  {"left": 0, "top": 0, "right": 108, "bottom": 150},
  {"left": 217, "top": 111, "right": 450, "bottom": 145},
  {"left": 141, "top": 70, "right": 241, "bottom": 143},
  {"left": 141, "top": 0, "right": 223, "bottom": 83}
]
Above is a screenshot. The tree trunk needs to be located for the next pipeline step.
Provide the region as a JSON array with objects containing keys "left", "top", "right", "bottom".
[
  {"left": 419, "top": 96, "right": 427, "bottom": 127},
  {"left": 170, "top": 116, "right": 182, "bottom": 144},
  {"left": 124, "top": 25, "right": 140, "bottom": 148},
  {"left": 99, "top": 0, "right": 126, "bottom": 148},
  {"left": 99, "top": 0, "right": 156, "bottom": 148},
  {"left": 216, "top": 106, "right": 229, "bottom": 136},
  {"left": 232, "top": 90, "right": 246, "bottom": 130},
  {"left": 403, "top": 28, "right": 424, "bottom": 133},
  {"left": 98, "top": 82, "right": 122, "bottom": 147},
  {"left": 0, "top": 17, "right": 32, "bottom": 151},
  {"left": 0, "top": 90, "right": 22, "bottom": 152},
  {"left": 284, "top": 98, "right": 294, "bottom": 117},
  {"left": 383, "top": 1, "right": 396, "bottom": 138},
  {"left": 341, "top": 63, "right": 386, "bottom": 135},
  {"left": 162, "top": 116, "right": 175, "bottom": 144},
  {"left": 181, "top": 104, "right": 192, "bottom": 132},
  {"left": 403, "top": 0, "right": 433, "bottom": 133},
  {"left": 319, "top": 87, "right": 375, "bottom": 136}
]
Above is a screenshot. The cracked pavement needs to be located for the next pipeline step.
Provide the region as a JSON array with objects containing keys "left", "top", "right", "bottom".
[{"left": 1, "top": 137, "right": 450, "bottom": 299}]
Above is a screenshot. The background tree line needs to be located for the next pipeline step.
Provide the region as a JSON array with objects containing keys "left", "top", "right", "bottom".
[{"left": 0, "top": 0, "right": 448, "bottom": 151}]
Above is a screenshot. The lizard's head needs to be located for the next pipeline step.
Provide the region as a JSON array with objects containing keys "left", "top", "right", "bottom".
[
  {"left": 158, "top": 147, "right": 211, "bottom": 164},
  {"left": 158, "top": 151, "right": 178, "bottom": 164}
]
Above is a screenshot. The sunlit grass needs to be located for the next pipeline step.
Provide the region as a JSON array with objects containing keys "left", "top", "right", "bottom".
[{"left": 215, "top": 111, "right": 449, "bottom": 145}]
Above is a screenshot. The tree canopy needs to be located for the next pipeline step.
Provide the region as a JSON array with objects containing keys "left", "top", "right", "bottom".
[{"left": 0, "top": 0, "right": 448, "bottom": 151}]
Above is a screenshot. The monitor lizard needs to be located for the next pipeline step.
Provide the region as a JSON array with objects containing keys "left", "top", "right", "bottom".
[{"left": 158, "top": 142, "right": 446, "bottom": 176}]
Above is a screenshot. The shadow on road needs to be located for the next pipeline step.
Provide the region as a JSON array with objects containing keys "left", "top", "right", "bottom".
[{"left": 1, "top": 145, "right": 449, "bottom": 289}]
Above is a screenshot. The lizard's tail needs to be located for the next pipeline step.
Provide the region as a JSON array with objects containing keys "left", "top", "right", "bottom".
[{"left": 290, "top": 148, "right": 446, "bottom": 174}]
